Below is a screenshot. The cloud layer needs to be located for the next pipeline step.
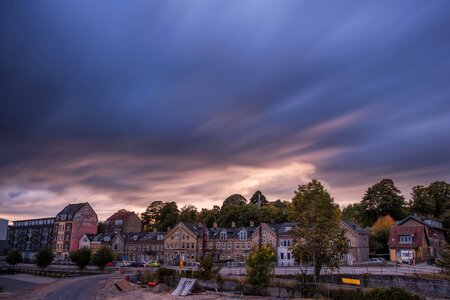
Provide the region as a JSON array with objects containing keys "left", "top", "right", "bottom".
[{"left": 1, "top": 1, "right": 449, "bottom": 220}]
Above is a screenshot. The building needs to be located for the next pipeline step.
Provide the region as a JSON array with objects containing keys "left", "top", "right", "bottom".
[
  {"left": 0, "top": 218, "right": 8, "bottom": 256},
  {"left": 105, "top": 209, "right": 142, "bottom": 235},
  {"left": 7, "top": 217, "right": 55, "bottom": 261},
  {"left": 388, "top": 225, "right": 430, "bottom": 263},
  {"left": 164, "top": 222, "right": 205, "bottom": 266},
  {"left": 395, "top": 215, "right": 447, "bottom": 258},
  {"left": 340, "top": 220, "right": 369, "bottom": 265},
  {"left": 124, "top": 231, "right": 165, "bottom": 262},
  {"left": 274, "top": 222, "right": 295, "bottom": 266},
  {"left": 79, "top": 233, "right": 113, "bottom": 253},
  {"left": 52, "top": 203, "right": 98, "bottom": 259}
]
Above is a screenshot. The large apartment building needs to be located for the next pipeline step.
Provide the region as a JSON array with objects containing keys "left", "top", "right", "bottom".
[
  {"left": 7, "top": 217, "right": 55, "bottom": 260},
  {"left": 52, "top": 203, "right": 98, "bottom": 259}
]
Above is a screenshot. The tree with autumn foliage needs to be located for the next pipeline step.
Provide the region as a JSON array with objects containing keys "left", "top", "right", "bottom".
[
  {"left": 288, "top": 180, "right": 348, "bottom": 281},
  {"left": 370, "top": 215, "right": 396, "bottom": 255}
]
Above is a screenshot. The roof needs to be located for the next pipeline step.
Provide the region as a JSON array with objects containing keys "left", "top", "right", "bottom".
[
  {"left": 388, "top": 225, "right": 429, "bottom": 249},
  {"left": 341, "top": 220, "right": 369, "bottom": 234},
  {"left": 106, "top": 209, "right": 140, "bottom": 222},
  {"left": 56, "top": 203, "right": 87, "bottom": 221},
  {"left": 397, "top": 215, "right": 444, "bottom": 230}
]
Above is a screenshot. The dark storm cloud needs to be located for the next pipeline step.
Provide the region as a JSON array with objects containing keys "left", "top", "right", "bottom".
[{"left": 1, "top": 1, "right": 450, "bottom": 219}]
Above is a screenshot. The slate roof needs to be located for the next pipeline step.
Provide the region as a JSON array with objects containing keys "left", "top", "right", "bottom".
[
  {"left": 341, "top": 220, "right": 369, "bottom": 234},
  {"left": 106, "top": 209, "right": 140, "bottom": 221},
  {"left": 56, "top": 203, "right": 87, "bottom": 221},
  {"left": 397, "top": 215, "right": 444, "bottom": 230},
  {"left": 388, "top": 225, "right": 429, "bottom": 248}
]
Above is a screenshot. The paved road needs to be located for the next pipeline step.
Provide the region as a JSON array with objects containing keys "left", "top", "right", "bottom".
[
  {"left": 42, "top": 274, "right": 114, "bottom": 300},
  {"left": 0, "top": 276, "right": 37, "bottom": 293}
]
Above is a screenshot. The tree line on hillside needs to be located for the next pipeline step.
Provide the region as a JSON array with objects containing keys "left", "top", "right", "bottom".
[{"left": 140, "top": 190, "right": 291, "bottom": 232}]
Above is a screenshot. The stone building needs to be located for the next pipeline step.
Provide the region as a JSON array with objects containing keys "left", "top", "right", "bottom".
[
  {"left": 52, "top": 203, "right": 98, "bottom": 259},
  {"left": 164, "top": 222, "right": 205, "bottom": 266},
  {"left": 105, "top": 209, "right": 142, "bottom": 235},
  {"left": 79, "top": 233, "right": 113, "bottom": 253},
  {"left": 340, "top": 220, "right": 369, "bottom": 265},
  {"left": 124, "top": 231, "right": 165, "bottom": 262},
  {"left": 7, "top": 217, "right": 55, "bottom": 261}
]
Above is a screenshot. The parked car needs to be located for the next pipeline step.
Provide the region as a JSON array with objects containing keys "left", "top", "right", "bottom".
[
  {"left": 147, "top": 261, "right": 160, "bottom": 268},
  {"left": 367, "top": 258, "right": 386, "bottom": 265}
]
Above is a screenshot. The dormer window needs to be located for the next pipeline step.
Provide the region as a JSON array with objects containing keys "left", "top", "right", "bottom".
[
  {"left": 133, "top": 235, "right": 138, "bottom": 241},
  {"left": 399, "top": 235, "right": 413, "bottom": 243},
  {"left": 157, "top": 234, "right": 164, "bottom": 240},
  {"left": 284, "top": 226, "right": 293, "bottom": 232},
  {"left": 220, "top": 230, "right": 227, "bottom": 240},
  {"left": 239, "top": 230, "right": 247, "bottom": 240}
]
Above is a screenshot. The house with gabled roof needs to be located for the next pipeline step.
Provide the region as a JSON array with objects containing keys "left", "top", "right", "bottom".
[
  {"left": 340, "top": 220, "right": 369, "bottom": 265},
  {"left": 388, "top": 224, "right": 431, "bottom": 263},
  {"left": 105, "top": 209, "right": 142, "bottom": 235},
  {"left": 163, "top": 222, "right": 204, "bottom": 266}
]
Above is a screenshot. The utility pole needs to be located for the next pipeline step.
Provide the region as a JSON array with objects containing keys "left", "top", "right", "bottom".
[{"left": 258, "top": 193, "right": 262, "bottom": 251}]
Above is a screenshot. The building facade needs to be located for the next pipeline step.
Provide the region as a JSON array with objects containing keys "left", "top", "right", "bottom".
[
  {"left": 164, "top": 222, "right": 203, "bottom": 266},
  {"left": 340, "top": 220, "right": 369, "bottom": 265},
  {"left": 0, "top": 218, "right": 8, "bottom": 256},
  {"left": 388, "top": 225, "right": 430, "bottom": 263},
  {"left": 124, "top": 231, "right": 165, "bottom": 262},
  {"left": 7, "top": 217, "right": 55, "bottom": 260},
  {"left": 52, "top": 203, "right": 98, "bottom": 259},
  {"left": 105, "top": 209, "right": 142, "bottom": 235}
]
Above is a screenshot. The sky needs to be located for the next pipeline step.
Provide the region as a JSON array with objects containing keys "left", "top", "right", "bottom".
[{"left": 1, "top": 1, "right": 450, "bottom": 222}]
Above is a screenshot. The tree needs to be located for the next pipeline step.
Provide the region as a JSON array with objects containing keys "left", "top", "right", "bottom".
[
  {"left": 141, "top": 201, "right": 165, "bottom": 232},
  {"left": 360, "top": 179, "right": 406, "bottom": 227},
  {"left": 92, "top": 247, "right": 114, "bottom": 273},
  {"left": 427, "top": 181, "right": 450, "bottom": 216},
  {"left": 196, "top": 255, "right": 221, "bottom": 280},
  {"left": 197, "top": 206, "right": 221, "bottom": 228},
  {"left": 69, "top": 248, "right": 91, "bottom": 273},
  {"left": 156, "top": 202, "right": 179, "bottom": 231},
  {"left": 177, "top": 204, "right": 198, "bottom": 223},
  {"left": 370, "top": 215, "right": 396, "bottom": 255},
  {"left": 249, "top": 190, "right": 268, "bottom": 206},
  {"left": 35, "top": 248, "right": 54, "bottom": 270},
  {"left": 288, "top": 179, "right": 348, "bottom": 281},
  {"left": 97, "top": 221, "right": 105, "bottom": 234},
  {"left": 222, "top": 194, "right": 247, "bottom": 208},
  {"left": 5, "top": 250, "right": 22, "bottom": 271},
  {"left": 436, "top": 245, "right": 450, "bottom": 275},
  {"left": 409, "top": 185, "right": 435, "bottom": 218},
  {"left": 342, "top": 203, "right": 364, "bottom": 225},
  {"left": 246, "top": 244, "right": 276, "bottom": 294}
]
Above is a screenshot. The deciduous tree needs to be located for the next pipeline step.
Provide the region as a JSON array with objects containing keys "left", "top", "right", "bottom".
[
  {"left": 177, "top": 204, "right": 198, "bottom": 223},
  {"left": 141, "top": 201, "right": 165, "bottom": 232},
  {"left": 69, "top": 247, "right": 91, "bottom": 273},
  {"left": 360, "top": 179, "right": 406, "bottom": 227},
  {"left": 5, "top": 250, "right": 22, "bottom": 271},
  {"left": 288, "top": 179, "right": 348, "bottom": 281},
  {"left": 156, "top": 202, "right": 179, "bottom": 231},
  {"left": 249, "top": 190, "right": 268, "bottom": 206},
  {"left": 370, "top": 215, "right": 396, "bottom": 255},
  {"left": 36, "top": 248, "right": 54, "bottom": 270},
  {"left": 246, "top": 244, "right": 276, "bottom": 294},
  {"left": 92, "top": 246, "right": 114, "bottom": 273},
  {"left": 222, "top": 194, "right": 247, "bottom": 208}
]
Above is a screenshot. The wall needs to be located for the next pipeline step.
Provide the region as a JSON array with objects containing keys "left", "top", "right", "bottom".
[{"left": 70, "top": 204, "right": 98, "bottom": 252}]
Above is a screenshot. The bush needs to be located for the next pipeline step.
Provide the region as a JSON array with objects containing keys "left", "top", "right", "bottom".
[
  {"left": 366, "top": 287, "right": 424, "bottom": 300},
  {"left": 140, "top": 270, "right": 156, "bottom": 284},
  {"left": 156, "top": 267, "right": 177, "bottom": 286},
  {"left": 36, "top": 248, "right": 54, "bottom": 270}
]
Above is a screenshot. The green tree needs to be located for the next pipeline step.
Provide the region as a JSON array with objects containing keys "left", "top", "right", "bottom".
[
  {"left": 222, "top": 194, "right": 247, "bottom": 208},
  {"left": 249, "top": 190, "right": 268, "bottom": 206},
  {"left": 141, "top": 201, "right": 165, "bottom": 232},
  {"left": 360, "top": 179, "right": 406, "bottom": 227},
  {"left": 156, "top": 202, "right": 179, "bottom": 231},
  {"left": 69, "top": 248, "right": 92, "bottom": 273},
  {"left": 246, "top": 244, "right": 276, "bottom": 294},
  {"left": 92, "top": 247, "right": 114, "bottom": 273},
  {"left": 409, "top": 185, "right": 435, "bottom": 218},
  {"left": 197, "top": 206, "right": 221, "bottom": 228},
  {"left": 5, "top": 250, "right": 22, "bottom": 271},
  {"left": 288, "top": 179, "right": 348, "bottom": 281},
  {"left": 342, "top": 203, "right": 364, "bottom": 225},
  {"left": 177, "top": 204, "right": 198, "bottom": 223},
  {"left": 97, "top": 221, "right": 105, "bottom": 234},
  {"left": 197, "top": 255, "right": 221, "bottom": 280},
  {"left": 35, "top": 248, "right": 54, "bottom": 270},
  {"left": 436, "top": 245, "right": 450, "bottom": 275},
  {"left": 427, "top": 181, "right": 450, "bottom": 216}
]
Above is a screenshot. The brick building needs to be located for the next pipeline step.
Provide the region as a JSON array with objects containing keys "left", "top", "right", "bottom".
[
  {"left": 124, "top": 231, "right": 165, "bottom": 262},
  {"left": 52, "top": 203, "right": 98, "bottom": 259},
  {"left": 164, "top": 222, "right": 205, "bottom": 266},
  {"left": 105, "top": 209, "right": 142, "bottom": 235},
  {"left": 7, "top": 217, "right": 55, "bottom": 261}
]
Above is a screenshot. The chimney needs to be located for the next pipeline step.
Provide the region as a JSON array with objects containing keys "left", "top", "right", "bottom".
[
  {"left": 213, "top": 222, "right": 218, "bottom": 229},
  {"left": 231, "top": 221, "right": 236, "bottom": 228},
  {"left": 153, "top": 228, "right": 157, "bottom": 233},
  {"left": 198, "top": 222, "right": 203, "bottom": 228},
  {"left": 250, "top": 221, "right": 254, "bottom": 227},
  {"left": 167, "top": 226, "right": 171, "bottom": 232}
]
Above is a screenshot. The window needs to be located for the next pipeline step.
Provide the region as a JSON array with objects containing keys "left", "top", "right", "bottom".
[
  {"left": 348, "top": 239, "right": 352, "bottom": 247},
  {"left": 239, "top": 230, "right": 247, "bottom": 240},
  {"left": 114, "top": 220, "right": 123, "bottom": 225},
  {"left": 280, "top": 253, "right": 284, "bottom": 259},
  {"left": 399, "top": 235, "right": 413, "bottom": 243},
  {"left": 227, "top": 242, "right": 231, "bottom": 250},
  {"left": 191, "top": 243, "right": 194, "bottom": 249},
  {"left": 220, "top": 231, "right": 227, "bottom": 240}
]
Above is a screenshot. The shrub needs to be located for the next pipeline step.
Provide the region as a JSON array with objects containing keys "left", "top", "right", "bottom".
[
  {"left": 140, "top": 270, "right": 156, "bottom": 284},
  {"left": 36, "top": 248, "right": 54, "bottom": 270},
  {"left": 246, "top": 244, "right": 276, "bottom": 294}
]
